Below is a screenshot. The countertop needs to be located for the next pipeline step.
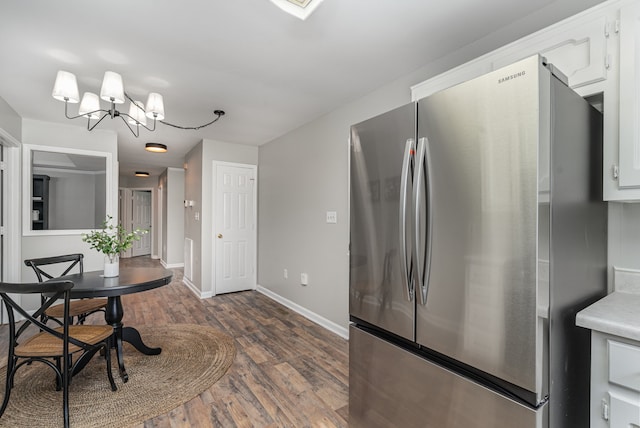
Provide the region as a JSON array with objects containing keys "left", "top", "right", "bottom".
[{"left": 576, "top": 292, "right": 640, "bottom": 342}]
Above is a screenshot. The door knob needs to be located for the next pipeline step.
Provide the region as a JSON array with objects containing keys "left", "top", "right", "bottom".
[{"left": 217, "top": 233, "right": 223, "bottom": 239}]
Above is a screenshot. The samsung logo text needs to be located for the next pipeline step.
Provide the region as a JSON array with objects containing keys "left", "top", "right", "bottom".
[{"left": 498, "top": 70, "right": 526, "bottom": 84}]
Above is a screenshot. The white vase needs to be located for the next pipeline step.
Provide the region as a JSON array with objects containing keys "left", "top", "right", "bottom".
[{"left": 104, "top": 254, "right": 119, "bottom": 277}]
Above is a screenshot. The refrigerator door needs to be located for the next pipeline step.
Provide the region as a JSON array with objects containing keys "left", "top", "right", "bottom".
[
  {"left": 349, "top": 325, "right": 546, "bottom": 428},
  {"left": 350, "top": 103, "right": 416, "bottom": 341},
  {"left": 415, "top": 56, "right": 543, "bottom": 395}
]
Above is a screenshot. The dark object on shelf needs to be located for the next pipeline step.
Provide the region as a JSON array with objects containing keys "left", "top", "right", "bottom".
[{"left": 32, "top": 174, "right": 50, "bottom": 230}]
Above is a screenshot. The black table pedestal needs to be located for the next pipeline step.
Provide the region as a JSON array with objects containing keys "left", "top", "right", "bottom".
[{"left": 105, "top": 296, "right": 162, "bottom": 382}]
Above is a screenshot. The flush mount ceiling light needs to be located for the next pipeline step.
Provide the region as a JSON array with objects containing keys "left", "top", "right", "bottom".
[
  {"left": 145, "top": 142, "right": 167, "bottom": 153},
  {"left": 135, "top": 171, "right": 150, "bottom": 177},
  {"left": 52, "top": 70, "right": 226, "bottom": 137},
  {"left": 269, "top": 0, "right": 324, "bottom": 20}
]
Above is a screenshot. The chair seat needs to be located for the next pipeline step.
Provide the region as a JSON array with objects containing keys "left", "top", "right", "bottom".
[
  {"left": 45, "top": 298, "right": 107, "bottom": 318},
  {"left": 15, "top": 325, "right": 113, "bottom": 357}
]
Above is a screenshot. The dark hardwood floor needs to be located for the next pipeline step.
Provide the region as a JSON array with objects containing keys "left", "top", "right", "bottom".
[{"left": 119, "top": 256, "right": 349, "bottom": 427}]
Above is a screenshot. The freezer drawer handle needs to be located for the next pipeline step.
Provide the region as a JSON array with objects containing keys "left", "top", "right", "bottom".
[{"left": 399, "top": 138, "right": 415, "bottom": 302}]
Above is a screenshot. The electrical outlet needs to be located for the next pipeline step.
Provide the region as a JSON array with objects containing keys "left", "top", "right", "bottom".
[{"left": 283, "top": 268, "right": 288, "bottom": 279}]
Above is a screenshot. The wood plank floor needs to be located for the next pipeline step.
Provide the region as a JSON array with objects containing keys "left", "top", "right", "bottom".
[{"left": 117, "top": 256, "right": 350, "bottom": 427}]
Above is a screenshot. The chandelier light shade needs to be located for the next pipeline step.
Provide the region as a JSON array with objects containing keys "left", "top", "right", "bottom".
[
  {"left": 52, "top": 71, "right": 80, "bottom": 103},
  {"left": 128, "top": 100, "right": 147, "bottom": 126},
  {"left": 99, "top": 71, "right": 125, "bottom": 104},
  {"left": 145, "top": 142, "right": 167, "bottom": 153},
  {"left": 78, "top": 92, "right": 101, "bottom": 119},
  {"left": 145, "top": 93, "right": 165, "bottom": 120}
]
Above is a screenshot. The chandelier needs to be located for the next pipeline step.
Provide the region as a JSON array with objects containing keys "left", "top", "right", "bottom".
[{"left": 52, "top": 70, "right": 225, "bottom": 137}]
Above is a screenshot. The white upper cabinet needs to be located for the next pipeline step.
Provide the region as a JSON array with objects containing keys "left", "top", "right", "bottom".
[
  {"left": 618, "top": 1, "right": 640, "bottom": 193},
  {"left": 491, "top": 14, "right": 611, "bottom": 89},
  {"left": 412, "top": 0, "right": 640, "bottom": 201}
]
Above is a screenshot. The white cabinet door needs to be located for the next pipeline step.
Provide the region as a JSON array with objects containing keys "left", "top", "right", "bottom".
[
  {"left": 618, "top": 1, "right": 640, "bottom": 190},
  {"left": 492, "top": 14, "right": 611, "bottom": 89}
]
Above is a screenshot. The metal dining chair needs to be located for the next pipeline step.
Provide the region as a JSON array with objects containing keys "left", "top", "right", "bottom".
[
  {"left": 24, "top": 254, "right": 108, "bottom": 325},
  {"left": 0, "top": 279, "right": 116, "bottom": 428}
]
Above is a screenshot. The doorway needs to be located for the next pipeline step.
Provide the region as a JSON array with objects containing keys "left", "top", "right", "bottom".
[
  {"left": 132, "top": 190, "right": 152, "bottom": 256},
  {"left": 214, "top": 162, "right": 257, "bottom": 294},
  {"left": 119, "top": 188, "right": 153, "bottom": 258}
]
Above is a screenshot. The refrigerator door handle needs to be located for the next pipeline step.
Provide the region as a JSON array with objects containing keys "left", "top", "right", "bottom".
[
  {"left": 399, "top": 138, "right": 415, "bottom": 302},
  {"left": 414, "top": 137, "right": 432, "bottom": 305}
]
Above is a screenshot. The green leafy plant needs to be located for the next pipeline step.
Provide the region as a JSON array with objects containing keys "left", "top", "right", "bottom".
[{"left": 82, "top": 216, "right": 147, "bottom": 262}]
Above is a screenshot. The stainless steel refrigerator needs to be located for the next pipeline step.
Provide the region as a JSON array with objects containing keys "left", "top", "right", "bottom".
[{"left": 349, "top": 55, "right": 607, "bottom": 428}]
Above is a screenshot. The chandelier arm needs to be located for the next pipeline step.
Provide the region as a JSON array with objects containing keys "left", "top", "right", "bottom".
[
  {"left": 87, "top": 113, "right": 111, "bottom": 131},
  {"left": 117, "top": 115, "right": 141, "bottom": 138},
  {"left": 63, "top": 100, "right": 109, "bottom": 121},
  {"left": 119, "top": 112, "right": 156, "bottom": 132}
]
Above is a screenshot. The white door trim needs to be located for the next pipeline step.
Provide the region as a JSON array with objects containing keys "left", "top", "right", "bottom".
[
  {"left": 212, "top": 161, "right": 258, "bottom": 296},
  {"left": 1, "top": 131, "right": 21, "bottom": 283}
]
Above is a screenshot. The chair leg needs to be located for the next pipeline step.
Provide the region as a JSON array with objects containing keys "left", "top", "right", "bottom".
[
  {"left": 0, "top": 359, "right": 16, "bottom": 416},
  {"left": 63, "top": 355, "right": 70, "bottom": 428}
]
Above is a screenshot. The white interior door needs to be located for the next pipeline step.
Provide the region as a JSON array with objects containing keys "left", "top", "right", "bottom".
[
  {"left": 132, "top": 190, "right": 151, "bottom": 256},
  {"left": 214, "top": 163, "right": 257, "bottom": 294}
]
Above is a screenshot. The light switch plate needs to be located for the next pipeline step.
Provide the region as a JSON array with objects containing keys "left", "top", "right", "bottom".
[{"left": 326, "top": 211, "right": 337, "bottom": 224}]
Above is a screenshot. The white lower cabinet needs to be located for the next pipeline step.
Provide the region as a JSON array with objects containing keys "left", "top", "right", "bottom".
[{"left": 591, "top": 332, "right": 640, "bottom": 428}]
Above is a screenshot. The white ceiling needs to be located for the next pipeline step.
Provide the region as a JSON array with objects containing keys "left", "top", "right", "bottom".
[{"left": 0, "top": 0, "right": 605, "bottom": 177}]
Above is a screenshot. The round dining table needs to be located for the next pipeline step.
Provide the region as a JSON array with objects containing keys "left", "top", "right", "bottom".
[{"left": 58, "top": 266, "right": 173, "bottom": 382}]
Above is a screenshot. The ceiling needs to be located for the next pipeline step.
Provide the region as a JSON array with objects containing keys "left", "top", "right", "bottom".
[{"left": 0, "top": 0, "right": 605, "bottom": 178}]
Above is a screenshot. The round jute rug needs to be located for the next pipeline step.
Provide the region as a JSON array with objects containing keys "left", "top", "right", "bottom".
[{"left": 0, "top": 324, "right": 236, "bottom": 427}]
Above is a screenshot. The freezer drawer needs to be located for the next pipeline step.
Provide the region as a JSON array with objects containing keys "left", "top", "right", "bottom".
[{"left": 349, "top": 325, "right": 546, "bottom": 428}]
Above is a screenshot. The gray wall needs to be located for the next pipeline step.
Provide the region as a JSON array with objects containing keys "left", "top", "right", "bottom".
[
  {"left": 0, "top": 96, "right": 21, "bottom": 142},
  {"left": 184, "top": 142, "right": 203, "bottom": 288},
  {"left": 159, "top": 167, "right": 185, "bottom": 266},
  {"left": 44, "top": 170, "right": 100, "bottom": 229},
  {"left": 609, "top": 203, "right": 640, "bottom": 275}
]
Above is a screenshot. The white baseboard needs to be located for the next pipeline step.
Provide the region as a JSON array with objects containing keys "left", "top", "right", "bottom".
[
  {"left": 256, "top": 285, "right": 348, "bottom": 339},
  {"left": 151, "top": 254, "right": 160, "bottom": 259},
  {"left": 183, "top": 277, "right": 214, "bottom": 299},
  {"left": 161, "top": 260, "right": 184, "bottom": 269}
]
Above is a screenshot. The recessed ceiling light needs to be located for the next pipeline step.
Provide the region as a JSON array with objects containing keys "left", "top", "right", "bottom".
[
  {"left": 269, "top": 0, "right": 324, "bottom": 20},
  {"left": 135, "top": 171, "right": 150, "bottom": 177},
  {"left": 145, "top": 142, "right": 167, "bottom": 153}
]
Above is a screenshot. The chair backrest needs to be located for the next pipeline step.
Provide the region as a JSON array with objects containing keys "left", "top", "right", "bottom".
[
  {"left": 0, "top": 280, "right": 74, "bottom": 345},
  {"left": 24, "top": 254, "right": 84, "bottom": 282}
]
